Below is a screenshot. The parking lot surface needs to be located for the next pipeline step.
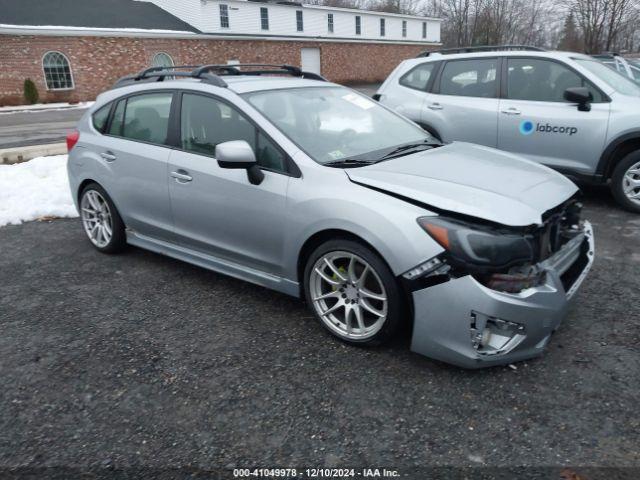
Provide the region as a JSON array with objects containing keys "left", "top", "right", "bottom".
[
  {"left": 0, "top": 185, "right": 639, "bottom": 477},
  {"left": 0, "top": 108, "right": 87, "bottom": 149}
]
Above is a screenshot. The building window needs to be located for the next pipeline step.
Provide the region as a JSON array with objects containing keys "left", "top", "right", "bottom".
[
  {"left": 296, "top": 10, "right": 303, "bottom": 32},
  {"left": 402, "top": 20, "right": 407, "bottom": 37},
  {"left": 328, "top": 13, "right": 334, "bottom": 33},
  {"left": 260, "top": 7, "right": 269, "bottom": 30},
  {"left": 422, "top": 21, "right": 427, "bottom": 39},
  {"left": 42, "top": 51, "right": 74, "bottom": 90},
  {"left": 152, "top": 52, "right": 174, "bottom": 68},
  {"left": 355, "top": 16, "right": 361, "bottom": 35},
  {"left": 220, "top": 4, "right": 229, "bottom": 28},
  {"left": 380, "top": 18, "right": 385, "bottom": 37}
]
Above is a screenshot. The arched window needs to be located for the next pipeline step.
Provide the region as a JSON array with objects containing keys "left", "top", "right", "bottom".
[
  {"left": 42, "top": 51, "right": 74, "bottom": 90},
  {"left": 152, "top": 52, "right": 175, "bottom": 68}
]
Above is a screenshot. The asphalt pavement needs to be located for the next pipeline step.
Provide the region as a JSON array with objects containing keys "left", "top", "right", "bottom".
[
  {"left": 0, "top": 184, "right": 639, "bottom": 478},
  {"left": 0, "top": 107, "right": 87, "bottom": 149}
]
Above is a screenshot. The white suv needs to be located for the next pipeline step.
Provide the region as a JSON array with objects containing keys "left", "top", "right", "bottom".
[{"left": 376, "top": 46, "right": 640, "bottom": 212}]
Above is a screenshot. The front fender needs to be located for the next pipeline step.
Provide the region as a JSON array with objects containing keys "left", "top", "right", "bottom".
[{"left": 282, "top": 168, "right": 444, "bottom": 282}]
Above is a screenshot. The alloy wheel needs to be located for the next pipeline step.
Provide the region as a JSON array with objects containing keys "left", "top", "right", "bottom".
[
  {"left": 81, "top": 190, "right": 113, "bottom": 248},
  {"left": 309, "top": 251, "right": 388, "bottom": 340},
  {"left": 623, "top": 160, "right": 640, "bottom": 206}
]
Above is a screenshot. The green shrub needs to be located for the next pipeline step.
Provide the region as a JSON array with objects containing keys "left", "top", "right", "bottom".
[{"left": 23, "top": 79, "right": 39, "bottom": 104}]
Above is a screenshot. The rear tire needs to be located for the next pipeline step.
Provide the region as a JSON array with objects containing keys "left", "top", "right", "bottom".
[
  {"left": 79, "top": 183, "right": 126, "bottom": 253},
  {"left": 611, "top": 151, "right": 640, "bottom": 213},
  {"left": 303, "top": 239, "right": 404, "bottom": 347}
]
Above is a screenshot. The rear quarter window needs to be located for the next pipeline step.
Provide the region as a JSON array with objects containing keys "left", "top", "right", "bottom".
[
  {"left": 399, "top": 62, "right": 436, "bottom": 91},
  {"left": 92, "top": 103, "right": 112, "bottom": 133}
]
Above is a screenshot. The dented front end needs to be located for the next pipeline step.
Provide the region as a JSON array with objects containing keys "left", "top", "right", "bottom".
[{"left": 405, "top": 202, "right": 595, "bottom": 369}]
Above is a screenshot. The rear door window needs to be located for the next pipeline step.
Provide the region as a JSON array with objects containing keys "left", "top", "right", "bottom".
[
  {"left": 107, "top": 99, "right": 126, "bottom": 136},
  {"left": 121, "top": 93, "right": 173, "bottom": 145},
  {"left": 439, "top": 59, "right": 498, "bottom": 98},
  {"left": 399, "top": 62, "right": 436, "bottom": 91}
]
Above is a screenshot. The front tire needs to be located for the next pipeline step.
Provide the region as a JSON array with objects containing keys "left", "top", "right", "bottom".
[
  {"left": 79, "top": 183, "right": 126, "bottom": 253},
  {"left": 303, "top": 239, "right": 404, "bottom": 346},
  {"left": 611, "top": 151, "right": 640, "bottom": 213}
]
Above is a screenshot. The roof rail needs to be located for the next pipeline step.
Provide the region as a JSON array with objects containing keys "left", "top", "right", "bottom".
[
  {"left": 134, "top": 65, "right": 202, "bottom": 80},
  {"left": 112, "top": 63, "right": 326, "bottom": 90},
  {"left": 417, "top": 45, "right": 545, "bottom": 58},
  {"left": 192, "top": 63, "right": 327, "bottom": 81},
  {"left": 592, "top": 52, "right": 620, "bottom": 57}
]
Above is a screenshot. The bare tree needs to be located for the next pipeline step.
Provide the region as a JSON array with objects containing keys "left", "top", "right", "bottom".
[{"left": 567, "top": 0, "right": 639, "bottom": 52}]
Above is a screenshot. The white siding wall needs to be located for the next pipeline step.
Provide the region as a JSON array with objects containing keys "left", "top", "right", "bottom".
[
  {"left": 137, "top": 0, "right": 207, "bottom": 30},
  {"left": 140, "top": 0, "right": 441, "bottom": 43}
]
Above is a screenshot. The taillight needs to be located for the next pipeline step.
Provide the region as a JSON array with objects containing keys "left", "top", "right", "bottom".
[{"left": 66, "top": 130, "right": 80, "bottom": 151}]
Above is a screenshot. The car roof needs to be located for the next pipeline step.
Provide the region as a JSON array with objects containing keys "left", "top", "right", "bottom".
[
  {"left": 222, "top": 76, "right": 336, "bottom": 94},
  {"left": 99, "top": 75, "right": 337, "bottom": 103}
]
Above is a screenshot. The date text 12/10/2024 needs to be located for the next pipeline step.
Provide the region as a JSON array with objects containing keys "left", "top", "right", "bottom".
[{"left": 233, "top": 468, "right": 400, "bottom": 478}]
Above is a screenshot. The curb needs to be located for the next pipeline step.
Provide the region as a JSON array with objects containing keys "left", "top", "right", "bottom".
[{"left": 0, "top": 143, "right": 67, "bottom": 164}]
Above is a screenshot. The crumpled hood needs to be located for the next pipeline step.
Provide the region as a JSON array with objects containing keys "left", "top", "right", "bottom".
[{"left": 346, "top": 142, "right": 578, "bottom": 227}]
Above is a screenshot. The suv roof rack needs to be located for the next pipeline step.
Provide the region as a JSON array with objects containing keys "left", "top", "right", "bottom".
[
  {"left": 112, "top": 64, "right": 327, "bottom": 90},
  {"left": 592, "top": 52, "right": 620, "bottom": 58},
  {"left": 417, "top": 45, "right": 545, "bottom": 58}
]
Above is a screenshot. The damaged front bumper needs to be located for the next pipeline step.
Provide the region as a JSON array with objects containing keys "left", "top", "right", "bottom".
[{"left": 410, "top": 221, "right": 594, "bottom": 369}]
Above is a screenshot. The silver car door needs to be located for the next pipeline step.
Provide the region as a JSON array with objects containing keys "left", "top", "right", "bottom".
[
  {"left": 167, "top": 92, "right": 290, "bottom": 275},
  {"left": 423, "top": 57, "right": 500, "bottom": 146},
  {"left": 497, "top": 57, "right": 611, "bottom": 174},
  {"left": 96, "top": 92, "right": 175, "bottom": 242}
]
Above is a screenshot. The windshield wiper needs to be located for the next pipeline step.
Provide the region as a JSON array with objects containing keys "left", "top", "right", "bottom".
[
  {"left": 324, "top": 158, "right": 376, "bottom": 168},
  {"left": 377, "top": 140, "right": 440, "bottom": 162}
]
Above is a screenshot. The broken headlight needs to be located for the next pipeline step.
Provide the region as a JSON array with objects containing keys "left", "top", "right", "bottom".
[{"left": 417, "top": 216, "right": 536, "bottom": 270}]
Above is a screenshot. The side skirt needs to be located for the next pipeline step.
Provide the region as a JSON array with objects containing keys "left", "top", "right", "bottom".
[{"left": 126, "top": 230, "right": 300, "bottom": 298}]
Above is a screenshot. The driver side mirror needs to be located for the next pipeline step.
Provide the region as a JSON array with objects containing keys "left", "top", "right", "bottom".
[
  {"left": 215, "top": 140, "right": 264, "bottom": 185},
  {"left": 564, "top": 87, "right": 592, "bottom": 112}
]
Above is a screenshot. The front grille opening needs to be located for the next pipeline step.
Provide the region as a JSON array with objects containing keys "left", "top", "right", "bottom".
[{"left": 560, "top": 241, "right": 590, "bottom": 292}]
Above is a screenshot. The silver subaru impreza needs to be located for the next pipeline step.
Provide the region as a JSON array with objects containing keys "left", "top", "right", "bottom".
[{"left": 66, "top": 64, "right": 594, "bottom": 368}]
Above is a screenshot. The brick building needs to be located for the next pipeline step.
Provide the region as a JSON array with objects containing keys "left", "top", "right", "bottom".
[{"left": 0, "top": 0, "right": 441, "bottom": 106}]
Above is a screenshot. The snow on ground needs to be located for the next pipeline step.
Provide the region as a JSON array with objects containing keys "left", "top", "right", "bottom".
[
  {"left": 0, "top": 101, "right": 94, "bottom": 115},
  {"left": 0, "top": 155, "right": 78, "bottom": 227}
]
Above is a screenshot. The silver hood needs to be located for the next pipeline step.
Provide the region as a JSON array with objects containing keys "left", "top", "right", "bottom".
[{"left": 346, "top": 142, "right": 578, "bottom": 227}]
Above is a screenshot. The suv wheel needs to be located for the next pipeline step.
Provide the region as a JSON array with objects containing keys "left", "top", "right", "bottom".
[
  {"left": 79, "top": 183, "right": 126, "bottom": 253},
  {"left": 303, "top": 239, "right": 403, "bottom": 346},
  {"left": 611, "top": 151, "right": 640, "bottom": 213}
]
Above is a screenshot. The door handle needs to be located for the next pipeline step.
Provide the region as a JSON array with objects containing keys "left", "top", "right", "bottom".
[
  {"left": 428, "top": 103, "right": 443, "bottom": 110},
  {"left": 100, "top": 151, "right": 117, "bottom": 162},
  {"left": 500, "top": 107, "right": 521, "bottom": 115},
  {"left": 171, "top": 170, "right": 193, "bottom": 183}
]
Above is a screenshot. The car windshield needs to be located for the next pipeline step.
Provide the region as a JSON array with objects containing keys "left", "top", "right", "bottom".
[
  {"left": 575, "top": 58, "right": 640, "bottom": 96},
  {"left": 244, "top": 86, "right": 432, "bottom": 164}
]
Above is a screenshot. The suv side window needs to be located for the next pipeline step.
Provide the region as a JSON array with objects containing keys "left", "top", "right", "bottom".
[
  {"left": 439, "top": 59, "right": 498, "bottom": 98},
  {"left": 180, "top": 93, "right": 287, "bottom": 173},
  {"left": 399, "top": 62, "right": 436, "bottom": 91},
  {"left": 121, "top": 93, "right": 173, "bottom": 144},
  {"left": 507, "top": 58, "right": 603, "bottom": 103}
]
